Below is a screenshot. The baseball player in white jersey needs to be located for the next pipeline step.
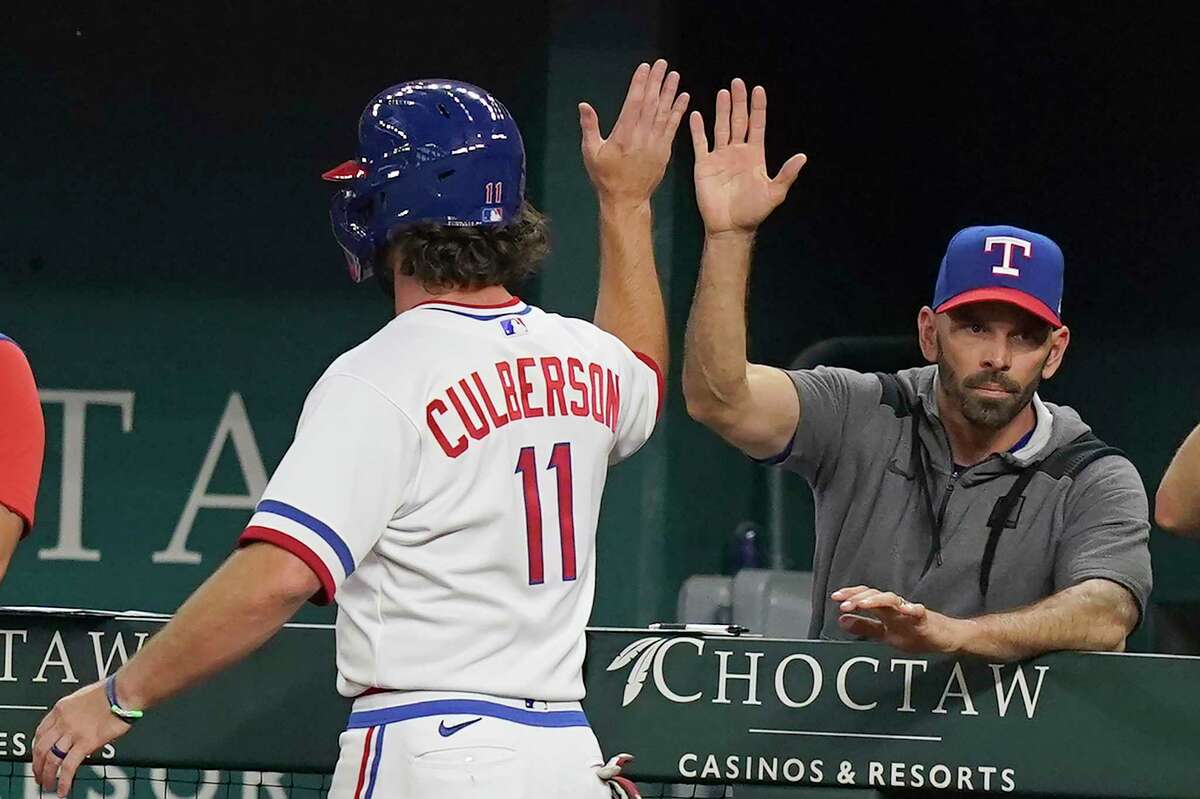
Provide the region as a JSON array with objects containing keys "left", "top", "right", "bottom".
[{"left": 33, "top": 61, "right": 689, "bottom": 799}]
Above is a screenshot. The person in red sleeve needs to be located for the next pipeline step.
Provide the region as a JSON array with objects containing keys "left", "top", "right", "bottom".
[{"left": 0, "top": 333, "right": 45, "bottom": 583}]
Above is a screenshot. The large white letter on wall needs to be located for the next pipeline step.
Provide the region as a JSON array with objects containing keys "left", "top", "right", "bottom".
[
  {"left": 153, "top": 392, "right": 268, "bottom": 564},
  {"left": 38, "top": 390, "right": 136, "bottom": 562}
]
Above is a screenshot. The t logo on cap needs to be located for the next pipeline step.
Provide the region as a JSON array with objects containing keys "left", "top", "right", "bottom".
[
  {"left": 985, "top": 235, "right": 1032, "bottom": 278},
  {"left": 932, "top": 224, "right": 1064, "bottom": 328}
]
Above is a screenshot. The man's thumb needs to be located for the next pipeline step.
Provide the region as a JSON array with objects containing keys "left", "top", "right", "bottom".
[{"left": 579, "top": 102, "right": 601, "bottom": 151}]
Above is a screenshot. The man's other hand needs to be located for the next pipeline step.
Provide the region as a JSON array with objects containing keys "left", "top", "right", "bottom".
[{"left": 832, "top": 585, "right": 967, "bottom": 655}]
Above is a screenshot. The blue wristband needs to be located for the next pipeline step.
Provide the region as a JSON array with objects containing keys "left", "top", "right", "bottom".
[{"left": 105, "top": 675, "right": 144, "bottom": 721}]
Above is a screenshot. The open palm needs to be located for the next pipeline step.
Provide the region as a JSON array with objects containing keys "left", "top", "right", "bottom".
[
  {"left": 689, "top": 80, "right": 807, "bottom": 236},
  {"left": 580, "top": 59, "right": 689, "bottom": 205}
]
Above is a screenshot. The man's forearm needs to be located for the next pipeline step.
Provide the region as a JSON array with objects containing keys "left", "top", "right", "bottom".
[
  {"left": 1156, "top": 422, "right": 1200, "bottom": 535},
  {"left": 593, "top": 199, "right": 668, "bottom": 370},
  {"left": 113, "top": 544, "right": 316, "bottom": 710},
  {"left": 0, "top": 507, "right": 22, "bottom": 586},
  {"left": 951, "top": 579, "right": 1138, "bottom": 661},
  {"left": 682, "top": 232, "right": 755, "bottom": 414}
]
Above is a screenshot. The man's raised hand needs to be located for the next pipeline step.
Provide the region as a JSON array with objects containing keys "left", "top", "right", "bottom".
[
  {"left": 579, "top": 59, "right": 690, "bottom": 206},
  {"left": 689, "top": 79, "right": 806, "bottom": 237}
]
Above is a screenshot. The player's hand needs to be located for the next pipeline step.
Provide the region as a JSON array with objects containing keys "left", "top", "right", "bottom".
[
  {"left": 831, "top": 585, "right": 968, "bottom": 655},
  {"left": 32, "top": 680, "right": 131, "bottom": 797},
  {"left": 579, "top": 59, "right": 690, "bottom": 206},
  {"left": 689, "top": 79, "right": 806, "bottom": 238}
]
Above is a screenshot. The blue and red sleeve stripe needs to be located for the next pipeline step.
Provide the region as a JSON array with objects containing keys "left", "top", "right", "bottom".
[
  {"left": 239, "top": 526, "right": 337, "bottom": 605},
  {"left": 237, "top": 499, "right": 356, "bottom": 605}
]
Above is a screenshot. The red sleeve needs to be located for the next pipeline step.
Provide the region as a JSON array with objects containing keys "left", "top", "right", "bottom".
[
  {"left": 632, "top": 351, "right": 665, "bottom": 419},
  {"left": 0, "top": 338, "right": 44, "bottom": 535}
]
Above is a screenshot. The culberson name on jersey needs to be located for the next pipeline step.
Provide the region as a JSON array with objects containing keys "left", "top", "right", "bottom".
[{"left": 426, "top": 355, "right": 622, "bottom": 458}]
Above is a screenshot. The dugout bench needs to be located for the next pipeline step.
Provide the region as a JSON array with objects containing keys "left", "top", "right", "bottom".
[{"left": 0, "top": 609, "right": 1196, "bottom": 798}]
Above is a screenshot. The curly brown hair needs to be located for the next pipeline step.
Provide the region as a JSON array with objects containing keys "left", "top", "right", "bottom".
[{"left": 376, "top": 201, "right": 551, "bottom": 297}]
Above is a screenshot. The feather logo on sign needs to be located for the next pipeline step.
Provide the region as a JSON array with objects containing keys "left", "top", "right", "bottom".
[
  {"left": 606, "top": 636, "right": 661, "bottom": 672},
  {"left": 605, "top": 635, "right": 707, "bottom": 707},
  {"left": 625, "top": 639, "right": 667, "bottom": 706}
]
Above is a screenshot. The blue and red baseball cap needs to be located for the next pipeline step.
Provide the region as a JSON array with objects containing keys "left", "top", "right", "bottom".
[{"left": 932, "top": 225, "right": 1064, "bottom": 328}]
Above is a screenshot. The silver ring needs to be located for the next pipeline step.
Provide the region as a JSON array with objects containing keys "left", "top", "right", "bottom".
[{"left": 50, "top": 743, "right": 68, "bottom": 759}]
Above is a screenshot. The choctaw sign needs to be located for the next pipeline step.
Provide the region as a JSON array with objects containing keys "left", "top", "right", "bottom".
[{"left": 581, "top": 629, "right": 1200, "bottom": 797}]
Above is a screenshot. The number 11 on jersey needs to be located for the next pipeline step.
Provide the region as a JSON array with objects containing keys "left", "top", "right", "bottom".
[{"left": 515, "top": 443, "right": 576, "bottom": 585}]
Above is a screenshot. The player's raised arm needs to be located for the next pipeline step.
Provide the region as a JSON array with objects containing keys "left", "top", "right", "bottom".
[
  {"left": 580, "top": 59, "right": 688, "bottom": 372},
  {"left": 682, "top": 79, "right": 807, "bottom": 460}
]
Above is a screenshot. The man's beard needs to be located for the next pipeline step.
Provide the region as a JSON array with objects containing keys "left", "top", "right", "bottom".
[{"left": 937, "top": 351, "right": 1043, "bottom": 430}]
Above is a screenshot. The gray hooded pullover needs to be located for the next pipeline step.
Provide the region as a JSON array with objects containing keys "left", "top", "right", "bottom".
[{"left": 774, "top": 364, "right": 1151, "bottom": 639}]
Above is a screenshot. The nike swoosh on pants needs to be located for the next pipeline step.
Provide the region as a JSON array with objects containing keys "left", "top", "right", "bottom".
[{"left": 438, "top": 717, "right": 483, "bottom": 737}]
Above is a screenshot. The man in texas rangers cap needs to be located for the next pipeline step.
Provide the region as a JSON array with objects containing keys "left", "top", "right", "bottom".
[{"left": 681, "top": 77, "right": 1149, "bottom": 659}]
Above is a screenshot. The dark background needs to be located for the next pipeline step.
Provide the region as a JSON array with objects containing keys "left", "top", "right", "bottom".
[
  {"left": 2, "top": 2, "right": 1198, "bottom": 642},
  {"left": 672, "top": 1, "right": 1200, "bottom": 357},
  {"left": 1, "top": 1, "right": 549, "bottom": 293},
  {"left": 7, "top": 3, "right": 1197, "bottom": 325}
]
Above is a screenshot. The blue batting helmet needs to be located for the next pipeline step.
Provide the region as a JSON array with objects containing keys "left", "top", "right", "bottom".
[{"left": 322, "top": 80, "right": 526, "bottom": 283}]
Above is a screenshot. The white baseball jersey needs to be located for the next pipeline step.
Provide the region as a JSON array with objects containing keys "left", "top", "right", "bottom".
[{"left": 239, "top": 297, "right": 662, "bottom": 701}]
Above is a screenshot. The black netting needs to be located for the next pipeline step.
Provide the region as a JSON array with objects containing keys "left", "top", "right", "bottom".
[
  {"left": 0, "top": 764, "right": 332, "bottom": 798},
  {"left": 635, "top": 785, "right": 734, "bottom": 798},
  {"left": 0, "top": 762, "right": 736, "bottom": 798}
]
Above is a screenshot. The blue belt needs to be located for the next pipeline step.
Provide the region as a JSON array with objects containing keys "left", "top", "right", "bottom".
[{"left": 347, "top": 699, "right": 590, "bottom": 730}]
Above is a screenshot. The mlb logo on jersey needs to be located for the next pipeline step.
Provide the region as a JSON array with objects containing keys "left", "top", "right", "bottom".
[
  {"left": 482, "top": 207, "right": 505, "bottom": 223},
  {"left": 500, "top": 317, "right": 528, "bottom": 337}
]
